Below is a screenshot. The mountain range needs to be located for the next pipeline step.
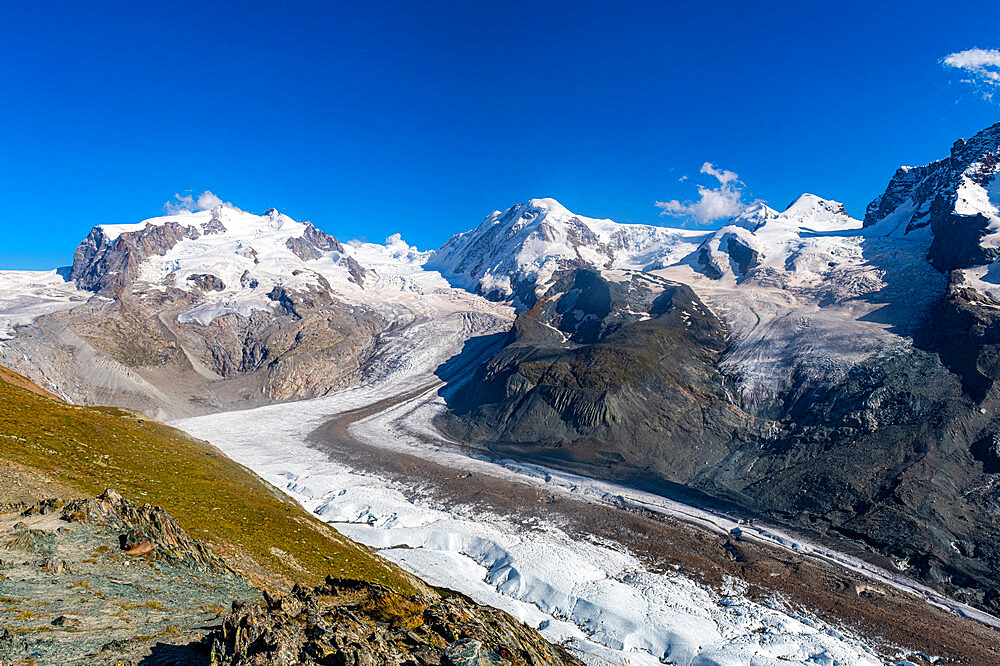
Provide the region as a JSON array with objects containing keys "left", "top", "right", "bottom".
[{"left": 3, "top": 119, "right": 1000, "bottom": 623}]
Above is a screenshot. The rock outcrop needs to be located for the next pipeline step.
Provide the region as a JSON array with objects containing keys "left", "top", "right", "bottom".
[
  {"left": 0, "top": 491, "right": 257, "bottom": 664},
  {"left": 209, "top": 577, "right": 582, "bottom": 666},
  {"left": 864, "top": 120, "right": 1000, "bottom": 235},
  {"left": 70, "top": 219, "right": 202, "bottom": 292}
]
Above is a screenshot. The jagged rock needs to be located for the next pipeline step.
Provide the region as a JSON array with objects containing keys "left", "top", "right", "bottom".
[
  {"left": 865, "top": 120, "right": 1000, "bottom": 234},
  {"left": 2, "top": 526, "right": 56, "bottom": 555},
  {"left": 60, "top": 489, "right": 227, "bottom": 571},
  {"left": 209, "top": 577, "right": 581, "bottom": 666},
  {"left": 70, "top": 220, "right": 202, "bottom": 292},
  {"left": 444, "top": 639, "right": 507, "bottom": 666},
  {"left": 927, "top": 197, "right": 999, "bottom": 271},
  {"left": 40, "top": 556, "right": 70, "bottom": 574},
  {"left": 187, "top": 272, "right": 226, "bottom": 291}
]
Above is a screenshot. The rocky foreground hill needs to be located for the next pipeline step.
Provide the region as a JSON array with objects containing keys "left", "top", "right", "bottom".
[{"left": 0, "top": 365, "right": 579, "bottom": 665}]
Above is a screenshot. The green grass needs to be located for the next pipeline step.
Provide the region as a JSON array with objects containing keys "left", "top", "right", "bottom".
[{"left": 0, "top": 367, "right": 421, "bottom": 596}]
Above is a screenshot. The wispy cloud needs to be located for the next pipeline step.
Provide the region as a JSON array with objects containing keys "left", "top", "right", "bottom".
[
  {"left": 656, "top": 162, "right": 750, "bottom": 224},
  {"left": 942, "top": 47, "right": 1000, "bottom": 101},
  {"left": 163, "top": 190, "right": 232, "bottom": 214}
]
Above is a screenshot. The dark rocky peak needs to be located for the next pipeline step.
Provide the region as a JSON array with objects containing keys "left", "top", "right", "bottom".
[
  {"left": 285, "top": 222, "right": 347, "bottom": 260},
  {"left": 70, "top": 220, "right": 201, "bottom": 292},
  {"left": 201, "top": 207, "right": 228, "bottom": 235},
  {"left": 927, "top": 196, "right": 1000, "bottom": 272},
  {"left": 284, "top": 223, "right": 366, "bottom": 285},
  {"left": 864, "top": 121, "right": 1000, "bottom": 234},
  {"left": 267, "top": 283, "right": 335, "bottom": 319},
  {"left": 689, "top": 227, "right": 762, "bottom": 280}
]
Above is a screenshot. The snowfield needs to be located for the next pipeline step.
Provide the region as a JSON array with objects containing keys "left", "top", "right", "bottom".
[{"left": 0, "top": 270, "right": 88, "bottom": 340}]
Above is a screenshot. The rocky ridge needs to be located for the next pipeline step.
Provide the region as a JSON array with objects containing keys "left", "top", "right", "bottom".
[{"left": 209, "top": 578, "right": 582, "bottom": 666}]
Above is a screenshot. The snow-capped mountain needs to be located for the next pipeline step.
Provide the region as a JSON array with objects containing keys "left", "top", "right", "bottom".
[
  {"left": 70, "top": 204, "right": 369, "bottom": 324},
  {"left": 865, "top": 120, "right": 1000, "bottom": 280},
  {"left": 865, "top": 120, "right": 1000, "bottom": 237},
  {"left": 428, "top": 198, "right": 705, "bottom": 306},
  {"left": 0, "top": 203, "right": 508, "bottom": 419},
  {"left": 686, "top": 194, "right": 864, "bottom": 284},
  {"left": 429, "top": 193, "right": 869, "bottom": 304}
]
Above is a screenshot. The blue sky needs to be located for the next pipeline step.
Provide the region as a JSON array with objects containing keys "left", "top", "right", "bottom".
[{"left": 1, "top": 1, "right": 998, "bottom": 269}]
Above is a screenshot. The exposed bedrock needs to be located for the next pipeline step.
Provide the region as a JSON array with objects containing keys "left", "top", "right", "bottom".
[{"left": 1, "top": 284, "right": 384, "bottom": 419}]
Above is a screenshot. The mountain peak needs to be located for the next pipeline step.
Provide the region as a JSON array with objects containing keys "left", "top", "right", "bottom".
[
  {"left": 69, "top": 205, "right": 365, "bottom": 312},
  {"left": 726, "top": 202, "right": 780, "bottom": 231},
  {"left": 522, "top": 197, "right": 571, "bottom": 214},
  {"left": 865, "top": 120, "right": 1000, "bottom": 236},
  {"left": 783, "top": 193, "right": 848, "bottom": 217}
]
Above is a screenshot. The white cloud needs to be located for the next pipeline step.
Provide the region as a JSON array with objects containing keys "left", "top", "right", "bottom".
[
  {"left": 942, "top": 47, "right": 1000, "bottom": 101},
  {"left": 656, "top": 162, "right": 750, "bottom": 224},
  {"left": 163, "top": 190, "right": 232, "bottom": 214},
  {"left": 699, "top": 162, "right": 738, "bottom": 184}
]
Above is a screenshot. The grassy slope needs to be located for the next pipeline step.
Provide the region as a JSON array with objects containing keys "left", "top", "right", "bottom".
[{"left": 0, "top": 365, "right": 423, "bottom": 596}]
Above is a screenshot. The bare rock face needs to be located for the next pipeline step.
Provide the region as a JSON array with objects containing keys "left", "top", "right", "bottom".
[
  {"left": 864, "top": 120, "right": 1000, "bottom": 234},
  {"left": 70, "top": 221, "right": 202, "bottom": 292},
  {"left": 5, "top": 281, "right": 384, "bottom": 418},
  {"left": 209, "top": 578, "right": 582, "bottom": 666},
  {"left": 187, "top": 272, "right": 226, "bottom": 291},
  {"left": 926, "top": 197, "right": 999, "bottom": 271},
  {"left": 286, "top": 220, "right": 367, "bottom": 285}
]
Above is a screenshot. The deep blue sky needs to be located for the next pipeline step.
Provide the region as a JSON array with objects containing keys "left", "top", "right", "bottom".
[{"left": 2, "top": 1, "right": 998, "bottom": 269}]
